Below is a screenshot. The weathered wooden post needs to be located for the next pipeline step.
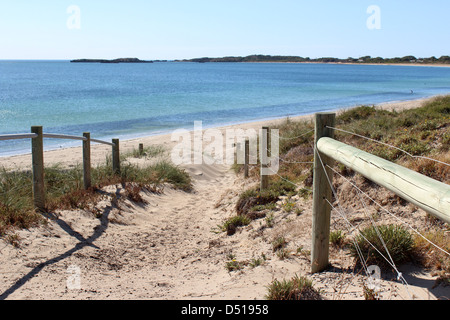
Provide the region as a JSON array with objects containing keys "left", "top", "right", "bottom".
[
  {"left": 260, "top": 126, "right": 270, "bottom": 191},
  {"left": 31, "top": 126, "right": 45, "bottom": 211},
  {"left": 244, "top": 139, "right": 249, "bottom": 178},
  {"left": 139, "top": 143, "right": 144, "bottom": 156},
  {"left": 83, "top": 132, "right": 91, "bottom": 189},
  {"left": 311, "top": 113, "right": 335, "bottom": 273},
  {"left": 112, "top": 139, "right": 120, "bottom": 174}
]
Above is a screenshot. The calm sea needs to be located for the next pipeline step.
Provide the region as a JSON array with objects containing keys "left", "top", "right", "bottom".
[{"left": 1, "top": 60, "right": 450, "bottom": 156}]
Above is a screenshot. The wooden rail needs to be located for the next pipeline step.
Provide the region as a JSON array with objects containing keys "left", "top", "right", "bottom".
[
  {"left": 0, "top": 133, "right": 38, "bottom": 141},
  {"left": 311, "top": 112, "right": 450, "bottom": 273},
  {"left": 317, "top": 137, "right": 450, "bottom": 223},
  {"left": 0, "top": 126, "right": 120, "bottom": 211}
]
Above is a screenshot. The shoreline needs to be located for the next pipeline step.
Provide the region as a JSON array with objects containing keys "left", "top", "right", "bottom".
[
  {"left": 0, "top": 94, "right": 441, "bottom": 170},
  {"left": 334, "top": 62, "right": 450, "bottom": 68},
  {"left": 252, "top": 61, "right": 450, "bottom": 68},
  {"left": 2, "top": 59, "right": 450, "bottom": 68}
]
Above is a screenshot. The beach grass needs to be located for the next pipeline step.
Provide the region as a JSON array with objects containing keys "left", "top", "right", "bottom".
[
  {"left": 0, "top": 154, "right": 191, "bottom": 239},
  {"left": 336, "top": 96, "right": 450, "bottom": 164},
  {"left": 121, "top": 144, "right": 167, "bottom": 160}
]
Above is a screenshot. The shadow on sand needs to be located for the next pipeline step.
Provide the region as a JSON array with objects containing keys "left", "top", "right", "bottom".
[{"left": 0, "top": 188, "right": 122, "bottom": 300}]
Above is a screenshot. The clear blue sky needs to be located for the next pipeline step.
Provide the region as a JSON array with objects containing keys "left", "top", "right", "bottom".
[{"left": 1, "top": 0, "right": 449, "bottom": 60}]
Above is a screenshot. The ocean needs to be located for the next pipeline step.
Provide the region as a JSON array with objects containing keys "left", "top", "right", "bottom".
[{"left": 1, "top": 60, "right": 450, "bottom": 156}]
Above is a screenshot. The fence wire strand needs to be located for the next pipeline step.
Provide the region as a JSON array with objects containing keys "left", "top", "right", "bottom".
[
  {"left": 271, "top": 129, "right": 314, "bottom": 140},
  {"left": 327, "top": 126, "right": 450, "bottom": 168},
  {"left": 327, "top": 164, "right": 450, "bottom": 257}
]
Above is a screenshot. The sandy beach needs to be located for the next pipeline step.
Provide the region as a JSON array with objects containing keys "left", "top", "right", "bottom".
[
  {"left": 0, "top": 96, "right": 434, "bottom": 170},
  {"left": 297, "top": 62, "right": 450, "bottom": 68},
  {"left": 0, "top": 95, "right": 448, "bottom": 300}
]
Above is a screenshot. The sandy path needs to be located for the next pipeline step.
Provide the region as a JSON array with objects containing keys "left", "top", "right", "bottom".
[
  {"left": 0, "top": 162, "right": 234, "bottom": 299},
  {"left": 1, "top": 160, "right": 277, "bottom": 300},
  {"left": 1, "top": 160, "right": 447, "bottom": 300},
  {"left": 0, "top": 161, "right": 307, "bottom": 300}
]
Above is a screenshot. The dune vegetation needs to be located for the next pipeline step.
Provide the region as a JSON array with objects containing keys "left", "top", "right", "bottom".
[
  {"left": 229, "top": 96, "right": 450, "bottom": 296},
  {"left": 0, "top": 146, "right": 191, "bottom": 239}
]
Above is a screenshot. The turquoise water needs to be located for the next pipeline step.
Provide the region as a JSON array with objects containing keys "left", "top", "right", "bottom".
[{"left": 1, "top": 60, "right": 450, "bottom": 156}]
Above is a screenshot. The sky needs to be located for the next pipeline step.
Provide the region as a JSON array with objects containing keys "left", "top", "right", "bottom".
[{"left": 0, "top": 0, "right": 449, "bottom": 60}]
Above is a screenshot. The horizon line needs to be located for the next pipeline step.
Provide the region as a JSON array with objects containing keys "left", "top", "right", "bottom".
[{"left": 1, "top": 53, "right": 449, "bottom": 61}]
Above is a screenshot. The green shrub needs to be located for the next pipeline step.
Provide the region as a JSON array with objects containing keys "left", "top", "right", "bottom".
[
  {"left": 338, "top": 106, "right": 378, "bottom": 124},
  {"left": 272, "top": 236, "right": 287, "bottom": 251},
  {"left": 350, "top": 224, "right": 413, "bottom": 268},
  {"left": 225, "top": 259, "right": 244, "bottom": 272},
  {"left": 235, "top": 179, "right": 297, "bottom": 217},
  {"left": 151, "top": 160, "right": 192, "bottom": 191},
  {"left": 266, "top": 275, "right": 322, "bottom": 300},
  {"left": 220, "top": 215, "right": 251, "bottom": 236},
  {"left": 330, "top": 230, "right": 347, "bottom": 248},
  {"left": 235, "top": 188, "right": 279, "bottom": 216}
]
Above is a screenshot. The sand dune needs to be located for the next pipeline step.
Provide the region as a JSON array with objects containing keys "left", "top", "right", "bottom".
[{"left": 0, "top": 96, "right": 448, "bottom": 300}]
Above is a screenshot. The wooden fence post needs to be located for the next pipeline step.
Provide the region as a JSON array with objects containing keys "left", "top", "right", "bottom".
[
  {"left": 311, "top": 113, "right": 335, "bottom": 273},
  {"left": 139, "top": 143, "right": 144, "bottom": 156},
  {"left": 244, "top": 139, "right": 249, "bottom": 178},
  {"left": 260, "top": 126, "right": 270, "bottom": 191},
  {"left": 31, "top": 126, "right": 45, "bottom": 211},
  {"left": 112, "top": 139, "right": 120, "bottom": 174},
  {"left": 83, "top": 132, "right": 91, "bottom": 189}
]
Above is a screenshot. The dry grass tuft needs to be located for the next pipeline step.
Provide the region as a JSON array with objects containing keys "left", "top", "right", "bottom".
[{"left": 266, "top": 274, "right": 322, "bottom": 300}]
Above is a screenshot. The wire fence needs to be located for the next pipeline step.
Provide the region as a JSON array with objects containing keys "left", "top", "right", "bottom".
[
  {"left": 241, "top": 115, "right": 449, "bottom": 298},
  {"left": 326, "top": 125, "right": 450, "bottom": 168},
  {"left": 0, "top": 127, "right": 120, "bottom": 211},
  {"left": 0, "top": 132, "right": 113, "bottom": 146}
]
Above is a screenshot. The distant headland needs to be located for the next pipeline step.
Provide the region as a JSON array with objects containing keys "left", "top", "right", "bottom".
[
  {"left": 177, "top": 54, "right": 450, "bottom": 65},
  {"left": 70, "top": 58, "right": 153, "bottom": 63}
]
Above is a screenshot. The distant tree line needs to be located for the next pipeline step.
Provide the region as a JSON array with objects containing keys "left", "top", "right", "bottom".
[{"left": 179, "top": 55, "right": 450, "bottom": 64}]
